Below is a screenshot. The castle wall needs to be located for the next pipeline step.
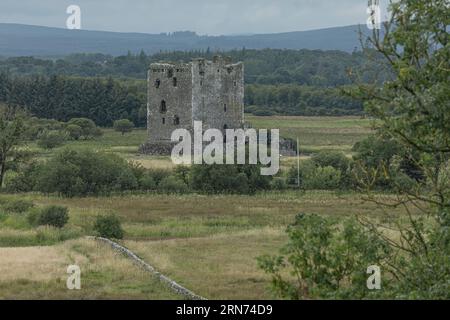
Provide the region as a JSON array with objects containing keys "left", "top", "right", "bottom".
[
  {"left": 147, "top": 62, "right": 193, "bottom": 143},
  {"left": 144, "top": 57, "right": 245, "bottom": 155},
  {"left": 191, "top": 57, "right": 244, "bottom": 132}
]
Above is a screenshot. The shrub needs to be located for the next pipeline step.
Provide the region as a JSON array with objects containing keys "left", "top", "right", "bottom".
[
  {"left": 36, "top": 148, "right": 139, "bottom": 197},
  {"left": 67, "top": 118, "right": 102, "bottom": 139},
  {"left": 26, "top": 209, "right": 41, "bottom": 227},
  {"left": 94, "top": 215, "right": 124, "bottom": 239},
  {"left": 258, "top": 214, "right": 390, "bottom": 299},
  {"left": 65, "top": 124, "right": 83, "bottom": 140},
  {"left": 37, "top": 130, "right": 67, "bottom": 149},
  {"left": 190, "top": 164, "right": 271, "bottom": 194},
  {"left": 4, "top": 161, "right": 42, "bottom": 193},
  {"left": 146, "top": 169, "right": 171, "bottom": 185},
  {"left": 158, "top": 176, "right": 188, "bottom": 194},
  {"left": 305, "top": 166, "right": 341, "bottom": 190},
  {"left": 270, "top": 177, "right": 288, "bottom": 190},
  {"left": 2, "top": 199, "right": 34, "bottom": 214},
  {"left": 352, "top": 135, "right": 402, "bottom": 168},
  {"left": 37, "top": 206, "right": 69, "bottom": 228},
  {"left": 113, "top": 119, "right": 134, "bottom": 135},
  {"left": 114, "top": 170, "right": 138, "bottom": 191},
  {"left": 24, "top": 118, "right": 65, "bottom": 141},
  {"left": 288, "top": 161, "right": 341, "bottom": 190},
  {"left": 312, "top": 151, "right": 350, "bottom": 173},
  {"left": 173, "top": 166, "right": 191, "bottom": 185},
  {"left": 139, "top": 173, "right": 157, "bottom": 190},
  {"left": 287, "top": 160, "right": 315, "bottom": 187}
]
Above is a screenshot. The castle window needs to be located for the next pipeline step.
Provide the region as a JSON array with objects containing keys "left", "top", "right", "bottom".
[
  {"left": 155, "top": 79, "right": 161, "bottom": 88},
  {"left": 168, "top": 69, "right": 174, "bottom": 78},
  {"left": 224, "top": 104, "right": 227, "bottom": 112},
  {"left": 173, "top": 115, "right": 180, "bottom": 125},
  {"left": 160, "top": 100, "right": 167, "bottom": 113},
  {"left": 200, "top": 80, "right": 203, "bottom": 86},
  {"left": 173, "top": 77, "right": 177, "bottom": 87},
  {"left": 162, "top": 117, "right": 165, "bottom": 124},
  {"left": 223, "top": 124, "right": 228, "bottom": 142},
  {"left": 234, "top": 81, "right": 237, "bottom": 87}
]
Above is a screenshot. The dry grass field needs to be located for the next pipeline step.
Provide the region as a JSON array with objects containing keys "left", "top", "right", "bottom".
[
  {"left": 0, "top": 238, "right": 181, "bottom": 299},
  {"left": 0, "top": 191, "right": 417, "bottom": 299}
]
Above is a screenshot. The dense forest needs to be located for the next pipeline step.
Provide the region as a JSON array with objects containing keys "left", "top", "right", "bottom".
[
  {"left": 0, "top": 74, "right": 146, "bottom": 127},
  {"left": 0, "top": 49, "right": 380, "bottom": 124}
]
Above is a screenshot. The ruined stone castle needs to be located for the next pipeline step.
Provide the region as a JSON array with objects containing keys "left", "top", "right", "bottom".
[{"left": 140, "top": 56, "right": 244, "bottom": 154}]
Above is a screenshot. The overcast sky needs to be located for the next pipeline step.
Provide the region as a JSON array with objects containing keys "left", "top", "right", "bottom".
[{"left": 0, "top": 0, "right": 389, "bottom": 35}]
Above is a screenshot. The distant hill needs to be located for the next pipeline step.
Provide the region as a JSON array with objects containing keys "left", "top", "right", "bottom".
[{"left": 0, "top": 23, "right": 367, "bottom": 57}]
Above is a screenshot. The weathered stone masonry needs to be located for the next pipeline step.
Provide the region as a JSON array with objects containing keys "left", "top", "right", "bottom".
[{"left": 140, "top": 56, "right": 245, "bottom": 155}]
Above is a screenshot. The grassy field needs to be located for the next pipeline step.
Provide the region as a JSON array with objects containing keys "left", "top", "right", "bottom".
[
  {"left": 0, "top": 116, "right": 381, "bottom": 300},
  {"left": 27, "top": 115, "right": 374, "bottom": 171},
  {"left": 0, "top": 238, "right": 181, "bottom": 299},
  {"left": 247, "top": 115, "right": 374, "bottom": 154},
  {"left": 0, "top": 191, "right": 416, "bottom": 299}
]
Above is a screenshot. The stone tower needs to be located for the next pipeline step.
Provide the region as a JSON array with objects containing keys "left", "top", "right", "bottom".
[{"left": 140, "top": 56, "right": 244, "bottom": 155}]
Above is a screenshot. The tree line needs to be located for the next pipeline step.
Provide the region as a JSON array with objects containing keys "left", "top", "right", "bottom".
[
  {"left": 0, "top": 49, "right": 377, "bottom": 86},
  {"left": 0, "top": 48, "right": 386, "bottom": 119},
  {"left": 0, "top": 73, "right": 146, "bottom": 127}
]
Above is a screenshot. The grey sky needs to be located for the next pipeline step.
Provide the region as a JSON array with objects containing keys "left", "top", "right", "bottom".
[{"left": 0, "top": 0, "right": 389, "bottom": 35}]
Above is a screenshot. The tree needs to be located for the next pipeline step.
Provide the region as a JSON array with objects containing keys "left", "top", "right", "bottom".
[
  {"left": 258, "top": 214, "right": 390, "bottom": 299},
  {"left": 113, "top": 119, "right": 134, "bottom": 135},
  {"left": 67, "top": 118, "right": 102, "bottom": 139},
  {"left": 262, "top": 0, "right": 449, "bottom": 299},
  {"left": 348, "top": 0, "right": 449, "bottom": 297},
  {"left": 0, "top": 105, "right": 26, "bottom": 187}
]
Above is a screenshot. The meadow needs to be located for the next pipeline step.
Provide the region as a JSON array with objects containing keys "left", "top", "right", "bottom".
[
  {"left": 0, "top": 115, "right": 386, "bottom": 300},
  {"left": 28, "top": 114, "right": 374, "bottom": 168}
]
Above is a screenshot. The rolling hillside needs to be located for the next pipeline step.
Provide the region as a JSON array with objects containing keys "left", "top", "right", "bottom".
[{"left": 0, "top": 23, "right": 368, "bottom": 57}]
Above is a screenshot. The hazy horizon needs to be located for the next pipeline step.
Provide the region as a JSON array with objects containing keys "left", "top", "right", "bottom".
[{"left": 0, "top": 0, "right": 389, "bottom": 36}]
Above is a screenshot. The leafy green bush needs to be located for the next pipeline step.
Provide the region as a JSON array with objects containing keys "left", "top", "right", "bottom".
[
  {"left": 312, "top": 151, "right": 350, "bottom": 173},
  {"left": 94, "top": 215, "right": 124, "bottom": 239},
  {"left": 158, "top": 176, "right": 188, "bottom": 194},
  {"left": 1, "top": 199, "right": 34, "bottom": 214},
  {"left": 65, "top": 124, "right": 83, "bottom": 140},
  {"left": 139, "top": 173, "right": 157, "bottom": 190},
  {"left": 287, "top": 160, "right": 315, "bottom": 187},
  {"left": 304, "top": 166, "right": 341, "bottom": 190},
  {"left": 145, "top": 168, "right": 171, "bottom": 185},
  {"left": 3, "top": 161, "right": 42, "bottom": 193},
  {"left": 26, "top": 209, "right": 41, "bottom": 227},
  {"left": 258, "top": 214, "right": 390, "bottom": 299},
  {"left": 190, "top": 164, "right": 271, "bottom": 194},
  {"left": 36, "top": 206, "right": 69, "bottom": 228},
  {"left": 114, "top": 170, "right": 138, "bottom": 191},
  {"left": 24, "top": 118, "right": 65, "bottom": 141},
  {"left": 36, "top": 148, "right": 139, "bottom": 197},
  {"left": 270, "top": 177, "right": 288, "bottom": 190},
  {"left": 37, "top": 130, "right": 67, "bottom": 149},
  {"left": 288, "top": 161, "right": 341, "bottom": 190},
  {"left": 67, "top": 118, "right": 102, "bottom": 139}
]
